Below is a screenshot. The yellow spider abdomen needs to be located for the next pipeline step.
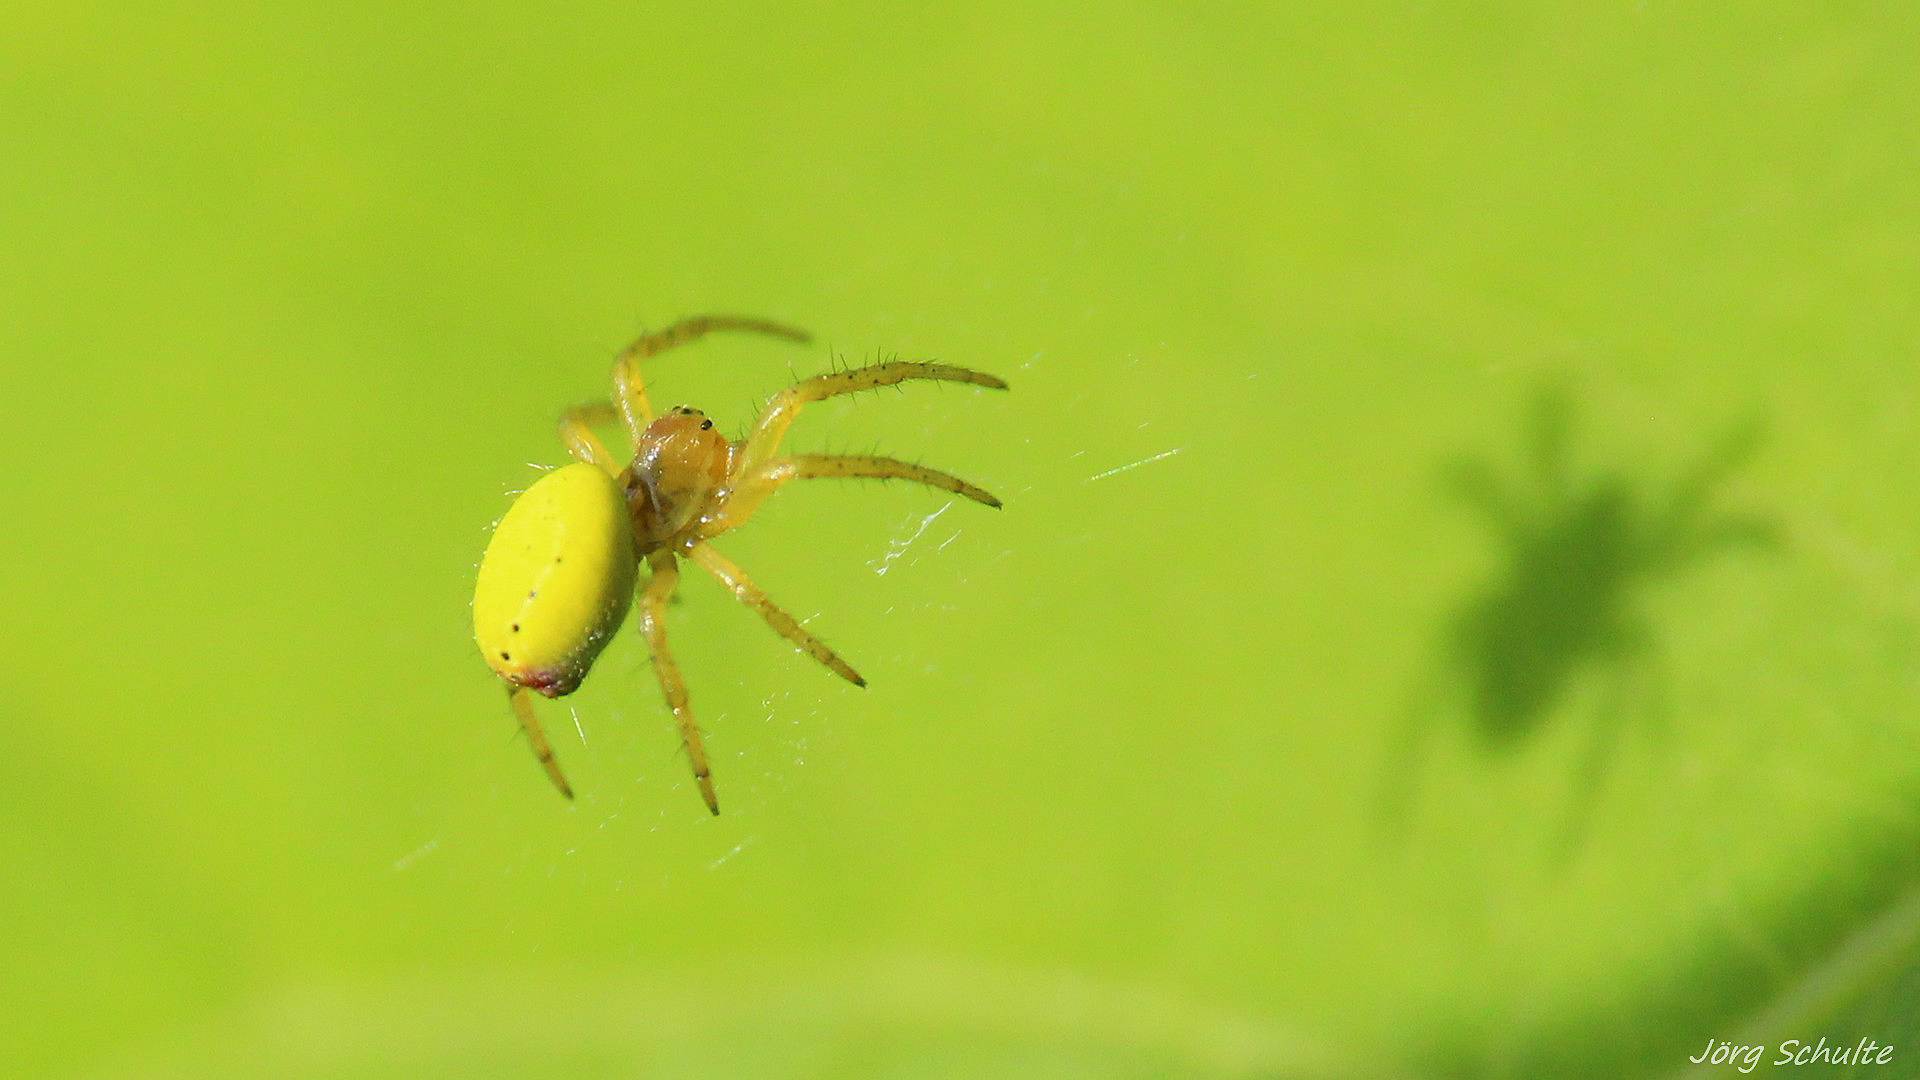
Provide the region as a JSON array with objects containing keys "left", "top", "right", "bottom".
[{"left": 474, "top": 463, "right": 637, "bottom": 697}]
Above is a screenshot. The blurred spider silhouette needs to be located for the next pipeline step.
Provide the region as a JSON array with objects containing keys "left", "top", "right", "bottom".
[{"left": 1384, "top": 385, "right": 1775, "bottom": 851}]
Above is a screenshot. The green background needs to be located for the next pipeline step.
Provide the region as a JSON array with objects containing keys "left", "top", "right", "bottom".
[{"left": 5, "top": 3, "right": 1920, "bottom": 1077}]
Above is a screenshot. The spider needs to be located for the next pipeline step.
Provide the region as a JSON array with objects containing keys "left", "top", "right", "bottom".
[
  {"left": 472, "top": 315, "right": 1007, "bottom": 813},
  {"left": 1443, "top": 390, "right": 1770, "bottom": 752},
  {"left": 1383, "top": 386, "right": 1773, "bottom": 847}
]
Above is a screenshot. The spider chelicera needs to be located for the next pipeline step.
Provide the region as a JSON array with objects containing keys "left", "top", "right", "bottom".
[{"left": 472, "top": 315, "right": 1007, "bottom": 812}]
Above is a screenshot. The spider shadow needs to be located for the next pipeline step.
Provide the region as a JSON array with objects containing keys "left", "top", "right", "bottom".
[{"left": 1379, "top": 384, "right": 1778, "bottom": 862}]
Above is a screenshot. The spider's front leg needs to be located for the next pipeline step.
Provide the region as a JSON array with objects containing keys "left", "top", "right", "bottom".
[
  {"left": 705, "top": 454, "right": 1001, "bottom": 534},
  {"left": 734, "top": 361, "right": 1007, "bottom": 474},
  {"left": 637, "top": 551, "right": 720, "bottom": 814},
  {"left": 612, "top": 315, "right": 812, "bottom": 448},
  {"left": 557, "top": 402, "right": 622, "bottom": 473}
]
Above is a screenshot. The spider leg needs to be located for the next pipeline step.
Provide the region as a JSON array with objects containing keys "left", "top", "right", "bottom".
[
  {"left": 685, "top": 542, "right": 865, "bottom": 687},
  {"left": 507, "top": 684, "right": 573, "bottom": 800},
  {"left": 557, "top": 402, "right": 622, "bottom": 472},
  {"left": 638, "top": 551, "right": 719, "bottom": 814},
  {"left": 613, "top": 315, "right": 813, "bottom": 448},
  {"left": 735, "top": 361, "right": 1008, "bottom": 474},
  {"left": 1644, "top": 421, "right": 1769, "bottom": 559},
  {"left": 706, "top": 454, "right": 1001, "bottom": 535}
]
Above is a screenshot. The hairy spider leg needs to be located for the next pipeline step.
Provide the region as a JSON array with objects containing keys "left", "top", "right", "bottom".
[
  {"left": 508, "top": 684, "right": 573, "bottom": 800},
  {"left": 734, "top": 361, "right": 1008, "bottom": 475},
  {"left": 612, "top": 315, "right": 813, "bottom": 448},
  {"left": 685, "top": 542, "right": 866, "bottom": 688},
  {"left": 707, "top": 455, "right": 1001, "bottom": 535},
  {"left": 638, "top": 551, "right": 718, "bottom": 814},
  {"left": 557, "top": 402, "right": 622, "bottom": 472}
]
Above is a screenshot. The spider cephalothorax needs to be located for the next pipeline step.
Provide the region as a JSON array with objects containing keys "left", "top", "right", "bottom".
[
  {"left": 624, "top": 406, "right": 732, "bottom": 546},
  {"left": 473, "top": 315, "right": 1007, "bottom": 812}
]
